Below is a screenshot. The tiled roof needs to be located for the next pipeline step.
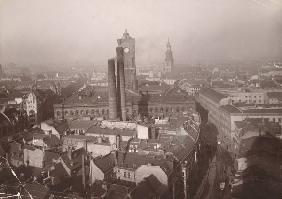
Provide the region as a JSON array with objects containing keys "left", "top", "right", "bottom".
[
  {"left": 199, "top": 88, "right": 227, "bottom": 103},
  {"left": 93, "top": 153, "right": 116, "bottom": 173}
]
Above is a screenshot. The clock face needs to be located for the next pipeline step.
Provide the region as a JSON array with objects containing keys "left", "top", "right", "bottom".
[{"left": 124, "top": 47, "right": 129, "bottom": 53}]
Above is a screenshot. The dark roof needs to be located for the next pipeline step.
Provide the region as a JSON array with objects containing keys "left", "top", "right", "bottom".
[
  {"left": 116, "top": 152, "right": 173, "bottom": 176},
  {"left": 44, "top": 151, "right": 60, "bottom": 168},
  {"left": 131, "top": 175, "right": 168, "bottom": 199},
  {"left": 105, "top": 184, "right": 130, "bottom": 199},
  {"left": 199, "top": 88, "right": 227, "bottom": 103},
  {"left": 69, "top": 120, "right": 95, "bottom": 130},
  {"left": 243, "top": 108, "right": 282, "bottom": 114},
  {"left": 23, "top": 183, "right": 50, "bottom": 199},
  {"left": 93, "top": 153, "right": 116, "bottom": 173},
  {"left": 266, "top": 92, "right": 282, "bottom": 100},
  {"left": 49, "top": 162, "right": 70, "bottom": 178},
  {"left": 220, "top": 105, "right": 241, "bottom": 113}
]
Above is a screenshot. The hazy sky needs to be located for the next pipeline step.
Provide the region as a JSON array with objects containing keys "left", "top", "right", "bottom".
[{"left": 0, "top": 0, "right": 282, "bottom": 67}]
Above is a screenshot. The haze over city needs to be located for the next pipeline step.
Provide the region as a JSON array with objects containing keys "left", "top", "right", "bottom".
[{"left": 1, "top": 0, "right": 282, "bottom": 67}]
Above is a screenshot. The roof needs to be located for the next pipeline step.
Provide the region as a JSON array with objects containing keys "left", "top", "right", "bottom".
[
  {"left": 105, "top": 184, "right": 130, "bottom": 199},
  {"left": 131, "top": 175, "right": 168, "bottom": 199},
  {"left": 116, "top": 152, "right": 173, "bottom": 176},
  {"left": 199, "top": 88, "right": 227, "bottom": 103},
  {"left": 86, "top": 125, "right": 136, "bottom": 137},
  {"left": 69, "top": 120, "right": 95, "bottom": 130},
  {"left": 44, "top": 151, "right": 60, "bottom": 168},
  {"left": 23, "top": 183, "right": 50, "bottom": 199},
  {"left": 63, "top": 135, "right": 99, "bottom": 142},
  {"left": 44, "top": 119, "right": 69, "bottom": 134},
  {"left": 220, "top": 105, "right": 241, "bottom": 113},
  {"left": 266, "top": 92, "right": 282, "bottom": 100},
  {"left": 242, "top": 108, "right": 282, "bottom": 114},
  {"left": 93, "top": 152, "right": 116, "bottom": 173},
  {"left": 49, "top": 162, "right": 70, "bottom": 178}
]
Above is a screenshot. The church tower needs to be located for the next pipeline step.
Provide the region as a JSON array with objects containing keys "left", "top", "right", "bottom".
[
  {"left": 164, "top": 39, "right": 174, "bottom": 73},
  {"left": 117, "top": 30, "right": 137, "bottom": 91}
]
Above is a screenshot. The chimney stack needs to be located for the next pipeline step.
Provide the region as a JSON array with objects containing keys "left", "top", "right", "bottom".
[
  {"left": 116, "top": 47, "right": 126, "bottom": 121},
  {"left": 108, "top": 58, "right": 118, "bottom": 120}
]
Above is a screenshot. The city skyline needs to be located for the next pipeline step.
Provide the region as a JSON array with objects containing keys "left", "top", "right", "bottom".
[{"left": 1, "top": 0, "right": 282, "bottom": 67}]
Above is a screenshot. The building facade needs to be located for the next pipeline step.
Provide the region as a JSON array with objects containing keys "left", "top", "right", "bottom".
[
  {"left": 164, "top": 39, "right": 174, "bottom": 73},
  {"left": 117, "top": 30, "right": 137, "bottom": 91}
]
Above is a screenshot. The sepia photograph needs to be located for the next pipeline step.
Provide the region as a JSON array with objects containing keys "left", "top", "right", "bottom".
[{"left": 0, "top": 0, "right": 282, "bottom": 198}]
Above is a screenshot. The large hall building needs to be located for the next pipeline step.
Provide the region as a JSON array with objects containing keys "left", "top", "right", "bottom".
[{"left": 54, "top": 31, "right": 194, "bottom": 121}]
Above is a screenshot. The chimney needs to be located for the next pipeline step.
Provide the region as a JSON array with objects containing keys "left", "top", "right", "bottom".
[
  {"left": 116, "top": 47, "right": 126, "bottom": 121},
  {"left": 108, "top": 59, "right": 118, "bottom": 120}
]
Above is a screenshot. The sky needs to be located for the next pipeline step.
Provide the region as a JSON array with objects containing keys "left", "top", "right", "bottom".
[{"left": 0, "top": 0, "right": 282, "bottom": 67}]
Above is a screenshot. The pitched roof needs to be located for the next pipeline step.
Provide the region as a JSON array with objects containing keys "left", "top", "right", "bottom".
[
  {"left": 93, "top": 153, "right": 116, "bottom": 173},
  {"left": 116, "top": 152, "right": 173, "bottom": 176},
  {"left": 199, "top": 88, "right": 227, "bottom": 103},
  {"left": 220, "top": 105, "right": 241, "bottom": 114}
]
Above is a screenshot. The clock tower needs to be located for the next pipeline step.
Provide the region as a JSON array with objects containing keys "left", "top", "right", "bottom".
[{"left": 117, "top": 30, "right": 137, "bottom": 91}]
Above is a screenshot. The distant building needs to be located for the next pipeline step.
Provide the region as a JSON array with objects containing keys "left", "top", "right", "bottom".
[
  {"left": 164, "top": 39, "right": 174, "bottom": 74},
  {"left": 197, "top": 88, "right": 282, "bottom": 156}
]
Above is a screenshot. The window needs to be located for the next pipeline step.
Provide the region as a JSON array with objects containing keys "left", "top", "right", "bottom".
[
  {"left": 128, "top": 172, "right": 131, "bottom": 178},
  {"left": 124, "top": 172, "right": 126, "bottom": 177}
]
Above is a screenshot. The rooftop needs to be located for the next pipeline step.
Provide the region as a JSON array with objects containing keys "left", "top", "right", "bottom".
[
  {"left": 199, "top": 88, "right": 227, "bottom": 103},
  {"left": 86, "top": 125, "right": 136, "bottom": 137}
]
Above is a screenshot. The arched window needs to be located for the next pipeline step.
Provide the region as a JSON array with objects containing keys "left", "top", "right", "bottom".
[
  {"left": 166, "top": 107, "right": 169, "bottom": 113},
  {"left": 102, "top": 109, "right": 105, "bottom": 115},
  {"left": 57, "top": 111, "right": 61, "bottom": 116},
  {"left": 70, "top": 110, "right": 74, "bottom": 116},
  {"left": 64, "top": 110, "right": 68, "bottom": 116},
  {"left": 75, "top": 110, "right": 79, "bottom": 115},
  {"left": 80, "top": 110, "right": 84, "bottom": 115},
  {"left": 91, "top": 109, "right": 95, "bottom": 115},
  {"left": 86, "top": 110, "right": 89, "bottom": 115}
]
